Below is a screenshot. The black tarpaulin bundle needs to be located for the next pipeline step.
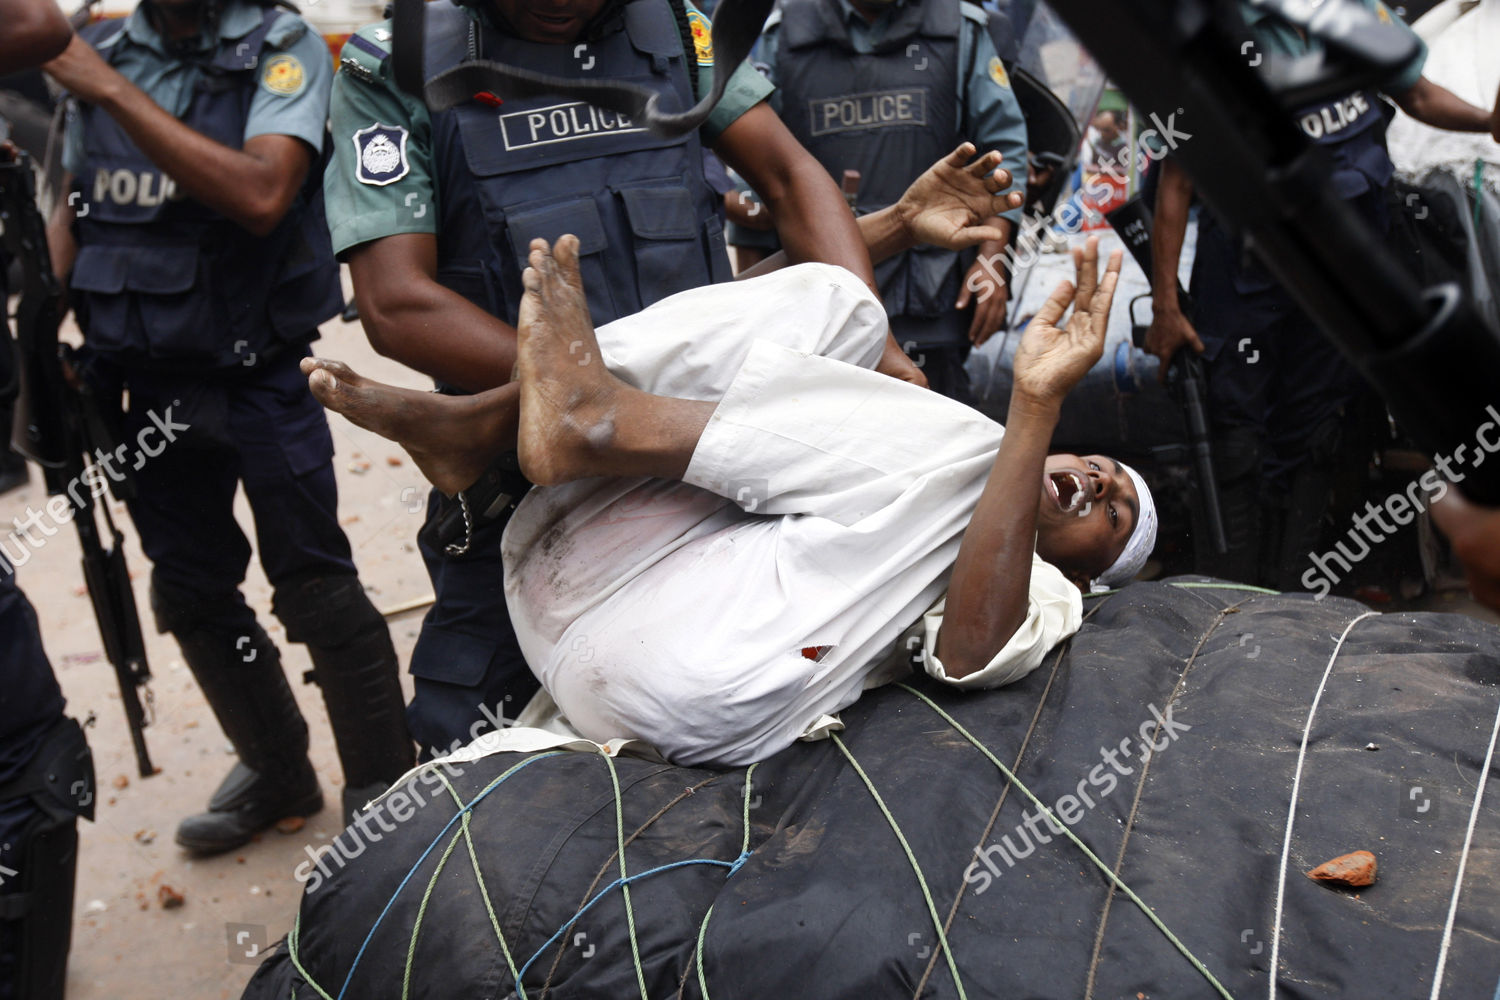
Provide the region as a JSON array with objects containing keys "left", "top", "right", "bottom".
[{"left": 243, "top": 580, "right": 1500, "bottom": 999}]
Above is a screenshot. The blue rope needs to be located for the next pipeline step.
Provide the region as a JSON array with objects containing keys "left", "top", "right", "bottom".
[
  {"left": 335, "top": 751, "right": 568, "bottom": 1000},
  {"left": 512, "top": 858, "right": 739, "bottom": 994}
]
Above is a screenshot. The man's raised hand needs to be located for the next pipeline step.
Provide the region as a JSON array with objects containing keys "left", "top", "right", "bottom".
[
  {"left": 1011, "top": 236, "right": 1123, "bottom": 412},
  {"left": 894, "top": 143, "right": 1023, "bottom": 252}
]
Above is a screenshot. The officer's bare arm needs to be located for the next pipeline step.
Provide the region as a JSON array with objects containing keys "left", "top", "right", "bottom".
[
  {"left": 43, "top": 35, "right": 312, "bottom": 237},
  {"left": 346, "top": 234, "right": 519, "bottom": 394},
  {"left": 1392, "top": 76, "right": 1500, "bottom": 140},
  {"left": 0, "top": 0, "right": 71, "bottom": 74},
  {"left": 713, "top": 101, "right": 926, "bottom": 385},
  {"left": 714, "top": 103, "right": 873, "bottom": 283},
  {"left": 1142, "top": 156, "right": 1202, "bottom": 377}
]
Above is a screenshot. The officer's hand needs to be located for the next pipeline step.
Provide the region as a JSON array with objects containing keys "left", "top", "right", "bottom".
[
  {"left": 1012, "top": 237, "right": 1121, "bottom": 409},
  {"left": 960, "top": 247, "right": 1009, "bottom": 347},
  {"left": 875, "top": 335, "right": 929, "bottom": 389},
  {"left": 1432, "top": 490, "right": 1500, "bottom": 612},
  {"left": 896, "top": 143, "right": 1022, "bottom": 251},
  {"left": 725, "top": 190, "right": 775, "bottom": 231},
  {"left": 42, "top": 33, "right": 122, "bottom": 104},
  {"left": 1144, "top": 304, "right": 1204, "bottom": 383}
]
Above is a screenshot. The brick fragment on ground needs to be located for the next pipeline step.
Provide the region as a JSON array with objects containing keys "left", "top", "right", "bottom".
[
  {"left": 158, "top": 884, "right": 185, "bottom": 909},
  {"left": 1307, "top": 850, "right": 1377, "bottom": 887}
]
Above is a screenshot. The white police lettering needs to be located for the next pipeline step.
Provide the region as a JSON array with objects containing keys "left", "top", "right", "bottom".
[
  {"left": 808, "top": 90, "right": 926, "bottom": 137},
  {"left": 92, "top": 167, "right": 181, "bottom": 207},
  {"left": 499, "top": 101, "right": 646, "bottom": 151},
  {"left": 1298, "top": 92, "right": 1372, "bottom": 141}
]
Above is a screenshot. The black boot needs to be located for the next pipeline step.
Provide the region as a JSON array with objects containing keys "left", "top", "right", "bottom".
[
  {"left": 0, "top": 455, "right": 27, "bottom": 496},
  {"left": 0, "top": 396, "right": 27, "bottom": 495},
  {"left": 275, "top": 575, "right": 414, "bottom": 825},
  {"left": 173, "top": 625, "right": 324, "bottom": 854}
]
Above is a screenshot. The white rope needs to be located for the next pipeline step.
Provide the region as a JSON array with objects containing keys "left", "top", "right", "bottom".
[
  {"left": 1428, "top": 689, "right": 1500, "bottom": 1000},
  {"left": 1266, "top": 611, "right": 1378, "bottom": 1000}
]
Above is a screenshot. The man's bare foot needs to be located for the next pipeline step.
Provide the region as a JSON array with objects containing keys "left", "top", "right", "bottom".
[
  {"left": 300, "top": 356, "right": 509, "bottom": 496},
  {"left": 514, "top": 235, "right": 634, "bottom": 485}
]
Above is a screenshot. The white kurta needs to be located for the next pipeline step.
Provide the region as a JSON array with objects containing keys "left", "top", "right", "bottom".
[{"left": 502, "top": 263, "right": 1082, "bottom": 767}]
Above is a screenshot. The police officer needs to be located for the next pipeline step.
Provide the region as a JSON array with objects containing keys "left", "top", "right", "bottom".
[
  {"left": 327, "top": 0, "right": 919, "bottom": 756},
  {"left": 0, "top": 570, "right": 91, "bottom": 1000},
  {"left": 1, "top": 7, "right": 95, "bottom": 995},
  {"left": 1147, "top": 0, "right": 1500, "bottom": 590},
  {"left": 729, "top": 0, "right": 1028, "bottom": 403},
  {"left": 41, "top": 0, "right": 415, "bottom": 852}
]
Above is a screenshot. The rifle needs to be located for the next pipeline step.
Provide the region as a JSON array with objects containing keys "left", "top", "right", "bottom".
[
  {"left": 1105, "top": 195, "right": 1228, "bottom": 555},
  {"left": 0, "top": 150, "right": 157, "bottom": 778}
]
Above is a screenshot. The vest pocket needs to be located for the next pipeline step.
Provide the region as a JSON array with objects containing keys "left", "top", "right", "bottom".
[
  {"left": 619, "top": 186, "right": 712, "bottom": 305},
  {"left": 504, "top": 199, "right": 619, "bottom": 325},
  {"left": 898, "top": 243, "right": 964, "bottom": 319},
  {"left": 266, "top": 212, "right": 343, "bottom": 341},
  {"left": 71, "top": 244, "right": 217, "bottom": 360}
]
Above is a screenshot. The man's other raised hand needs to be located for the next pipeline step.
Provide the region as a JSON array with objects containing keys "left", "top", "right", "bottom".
[{"left": 1011, "top": 236, "right": 1122, "bottom": 413}]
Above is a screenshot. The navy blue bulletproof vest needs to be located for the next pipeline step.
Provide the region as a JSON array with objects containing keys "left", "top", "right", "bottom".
[
  {"left": 1200, "top": 87, "right": 1393, "bottom": 296},
  {"left": 1293, "top": 88, "right": 1393, "bottom": 200},
  {"left": 69, "top": 10, "right": 341, "bottom": 370},
  {"left": 422, "top": 0, "right": 732, "bottom": 329},
  {"left": 777, "top": 0, "right": 964, "bottom": 319}
]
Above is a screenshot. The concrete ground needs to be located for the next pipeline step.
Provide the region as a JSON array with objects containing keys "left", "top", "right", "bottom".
[{"left": 8, "top": 264, "right": 1498, "bottom": 998}]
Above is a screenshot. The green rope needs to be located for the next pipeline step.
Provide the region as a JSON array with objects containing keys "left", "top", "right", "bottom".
[
  {"left": 602, "top": 752, "right": 651, "bottom": 1000},
  {"left": 694, "top": 903, "right": 716, "bottom": 998},
  {"left": 403, "top": 819, "right": 467, "bottom": 999},
  {"left": 434, "top": 770, "right": 523, "bottom": 987},
  {"left": 829, "top": 732, "right": 968, "bottom": 1000},
  {"left": 896, "top": 683, "right": 1237, "bottom": 1000},
  {"left": 693, "top": 762, "right": 759, "bottom": 1000},
  {"left": 287, "top": 911, "right": 335, "bottom": 1000},
  {"left": 739, "top": 763, "right": 758, "bottom": 855}
]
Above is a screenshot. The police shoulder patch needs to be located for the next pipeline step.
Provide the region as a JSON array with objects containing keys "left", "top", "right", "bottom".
[
  {"left": 261, "top": 53, "right": 306, "bottom": 97},
  {"left": 354, "top": 124, "right": 410, "bottom": 186},
  {"left": 987, "top": 56, "right": 1010, "bottom": 89},
  {"left": 687, "top": 8, "right": 713, "bottom": 66}
]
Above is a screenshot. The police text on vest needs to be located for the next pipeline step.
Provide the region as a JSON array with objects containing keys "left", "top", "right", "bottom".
[
  {"left": 808, "top": 90, "right": 928, "bottom": 137},
  {"left": 500, "top": 102, "right": 647, "bottom": 151}
]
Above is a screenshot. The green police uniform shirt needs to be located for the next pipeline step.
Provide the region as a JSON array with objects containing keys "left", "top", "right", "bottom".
[
  {"left": 325, "top": 0, "right": 773, "bottom": 257},
  {"left": 1240, "top": 0, "right": 1427, "bottom": 94},
  {"left": 63, "top": 0, "right": 332, "bottom": 176}
]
